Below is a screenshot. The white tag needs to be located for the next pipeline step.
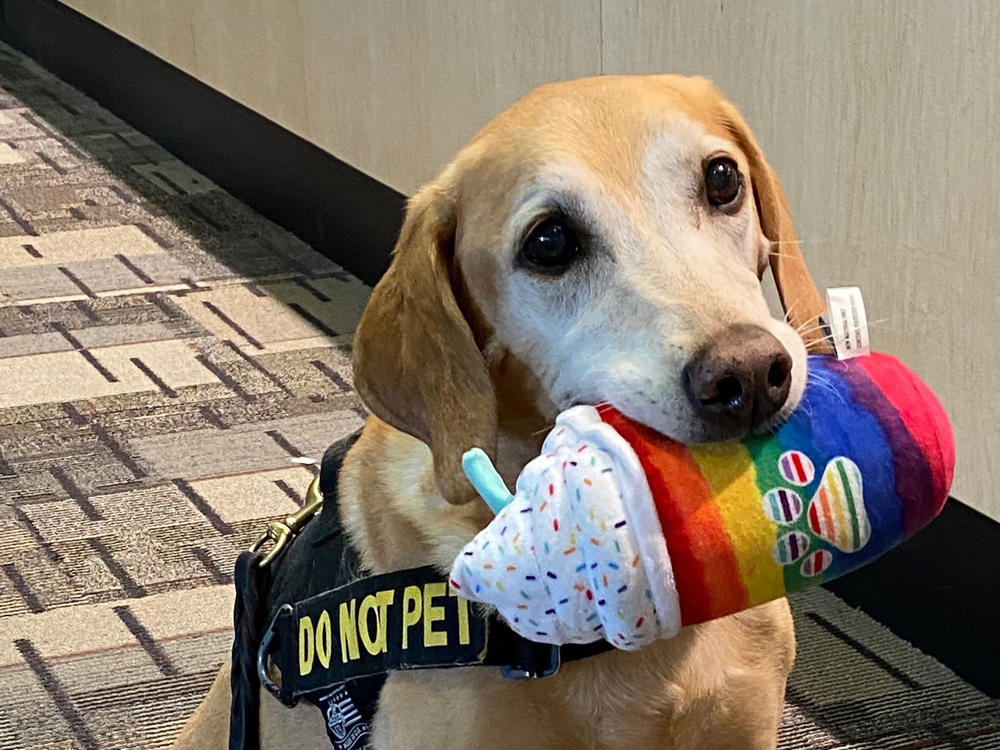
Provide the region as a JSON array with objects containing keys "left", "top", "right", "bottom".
[{"left": 825, "top": 287, "right": 870, "bottom": 360}]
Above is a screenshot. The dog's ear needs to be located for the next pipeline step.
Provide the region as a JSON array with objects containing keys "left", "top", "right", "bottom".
[
  {"left": 353, "top": 182, "right": 497, "bottom": 505},
  {"left": 716, "top": 100, "right": 829, "bottom": 350}
]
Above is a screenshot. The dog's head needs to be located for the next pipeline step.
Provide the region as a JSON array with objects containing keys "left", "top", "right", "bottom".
[{"left": 354, "top": 75, "right": 826, "bottom": 505}]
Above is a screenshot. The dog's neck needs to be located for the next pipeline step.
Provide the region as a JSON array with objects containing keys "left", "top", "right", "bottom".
[
  {"left": 340, "top": 410, "right": 549, "bottom": 576},
  {"left": 341, "top": 342, "right": 556, "bottom": 574},
  {"left": 490, "top": 346, "right": 557, "bottom": 483}
]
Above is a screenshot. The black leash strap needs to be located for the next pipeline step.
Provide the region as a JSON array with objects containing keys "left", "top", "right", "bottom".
[{"left": 230, "top": 550, "right": 267, "bottom": 750}]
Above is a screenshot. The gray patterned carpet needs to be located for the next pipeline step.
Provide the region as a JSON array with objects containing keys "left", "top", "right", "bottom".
[{"left": 0, "top": 42, "right": 997, "bottom": 750}]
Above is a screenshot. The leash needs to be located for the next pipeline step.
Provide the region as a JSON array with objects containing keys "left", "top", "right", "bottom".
[{"left": 229, "top": 431, "right": 609, "bottom": 750}]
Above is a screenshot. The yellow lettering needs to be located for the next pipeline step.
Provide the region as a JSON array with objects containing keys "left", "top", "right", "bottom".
[
  {"left": 401, "top": 585, "right": 422, "bottom": 649},
  {"left": 423, "top": 582, "right": 448, "bottom": 647},
  {"left": 338, "top": 599, "right": 361, "bottom": 663},
  {"left": 376, "top": 589, "right": 395, "bottom": 632},
  {"left": 373, "top": 590, "right": 395, "bottom": 654},
  {"left": 298, "top": 615, "right": 315, "bottom": 676},
  {"left": 358, "top": 595, "right": 379, "bottom": 656},
  {"left": 358, "top": 591, "right": 393, "bottom": 656},
  {"left": 449, "top": 586, "right": 471, "bottom": 646},
  {"left": 316, "top": 609, "right": 332, "bottom": 668}
]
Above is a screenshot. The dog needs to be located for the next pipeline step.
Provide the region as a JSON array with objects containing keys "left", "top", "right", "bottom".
[{"left": 173, "top": 74, "right": 816, "bottom": 750}]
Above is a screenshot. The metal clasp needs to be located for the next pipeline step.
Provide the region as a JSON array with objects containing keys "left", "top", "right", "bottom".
[
  {"left": 250, "top": 476, "right": 325, "bottom": 567},
  {"left": 500, "top": 644, "right": 561, "bottom": 680},
  {"left": 257, "top": 603, "right": 297, "bottom": 707}
]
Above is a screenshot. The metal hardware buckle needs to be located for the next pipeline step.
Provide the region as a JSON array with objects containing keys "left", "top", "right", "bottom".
[
  {"left": 250, "top": 475, "right": 325, "bottom": 567},
  {"left": 257, "top": 603, "right": 298, "bottom": 707},
  {"left": 500, "top": 644, "right": 561, "bottom": 680}
]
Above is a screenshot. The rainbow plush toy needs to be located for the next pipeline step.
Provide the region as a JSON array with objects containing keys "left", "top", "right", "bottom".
[{"left": 449, "top": 353, "right": 954, "bottom": 649}]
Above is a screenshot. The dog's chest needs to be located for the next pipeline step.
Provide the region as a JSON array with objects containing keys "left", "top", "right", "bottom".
[{"left": 551, "top": 655, "right": 686, "bottom": 747}]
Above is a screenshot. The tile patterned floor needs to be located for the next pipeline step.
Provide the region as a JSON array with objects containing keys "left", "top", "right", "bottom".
[
  {"left": 0, "top": 42, "right": 997, "bottom": 750},
  {"left": 0, "top": 43, "right": 368, "bottom": 749}
]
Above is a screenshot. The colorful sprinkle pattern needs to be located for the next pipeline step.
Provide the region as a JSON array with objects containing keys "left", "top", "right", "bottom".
[{"left": 450, "top": 415, "right": 670, "bottom": 649}]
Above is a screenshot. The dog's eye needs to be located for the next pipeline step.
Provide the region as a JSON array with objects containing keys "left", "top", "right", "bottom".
[
  {"left": 704, "top": 157, "right": 743, "bottom": 208},
  {"left": 519, "top": 217, "right": 580, "bottom": 272}
]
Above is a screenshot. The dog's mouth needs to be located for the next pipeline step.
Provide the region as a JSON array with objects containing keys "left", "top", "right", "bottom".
[
  {"left": 577, "top": 376, "right": 804, "bottom": 447},
  {"left": 559, "top": 329, "right": 807, "bottom": 446}
]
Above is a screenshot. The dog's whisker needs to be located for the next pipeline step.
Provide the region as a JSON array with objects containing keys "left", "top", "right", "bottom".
[
  {"left": 805, "top": 342, "right": 833, "bottom": 354},
  {"left": 798, "top": 331, "right": 827, "bottom": 342},
  {"left": 795, "top": 322, "right": 827, "bottom": 340},
  {"left": 772, "top": 236, "right": 866, "bottom": 246},
  {"left": 798, "top": 315, "right": 888, "bottom": 351},
  {"left": 795, "top": 319, "right": 826, "bottom": 332},
  {"left": 785, "top": 305, "right": 824, "bottom": 332},
  {"left": 783, "top": 297, "right": 803, "bottom": 324},
  {"left": 807, "top": 371, "right": 848, "bottom": 406},
  {"left": 793, "top": 310, "right": 823, "bottom": 328},
  {"left": 806, "top": 385, "right": 838, "bottom": 405},
  {"left": 807, "top": 371, "right": 836, "bottom": 388},
  {"left": 796, "top": 324, "right": 828, "bottom": 339}
]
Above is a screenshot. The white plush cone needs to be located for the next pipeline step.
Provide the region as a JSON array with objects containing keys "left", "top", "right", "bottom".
[{"left": 450, "top": 406, "right": 682, "bottom": 649}]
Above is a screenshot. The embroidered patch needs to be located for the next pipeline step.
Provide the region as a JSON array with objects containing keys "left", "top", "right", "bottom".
[
  {"left": 317, "top": 685, "right": 372, "bottom": 750},
  {"left": 763, "top": 454, "right": 870, "bottom": 579},
  {"left": 762, "top": 488, "right": 804, "bottom": 524},
  {"left": 772, "top": 532, "right": 810, "bottom": 564},
  {"left": 800, "top": 549, "right": 833, "bottom": 577},
  {"left": 778, "top": 450, "right": 815, "bottom": 486},
  {"left": 807, "top": 457, "right": 871, "bottom": 553}
]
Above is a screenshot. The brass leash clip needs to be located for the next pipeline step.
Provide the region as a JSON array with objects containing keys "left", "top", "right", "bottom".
[{"left": 250, "top": 475, "right": 325, "bottom": 568}]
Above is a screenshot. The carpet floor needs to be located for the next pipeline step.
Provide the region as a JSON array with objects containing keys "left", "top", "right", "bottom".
[{"left": 0, "top": 42, "right": 997, "bottom": 750}]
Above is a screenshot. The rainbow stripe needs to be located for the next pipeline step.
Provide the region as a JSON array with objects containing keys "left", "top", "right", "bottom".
[{"left": 600, "top": 353, "right": 953, "bottom": 625}]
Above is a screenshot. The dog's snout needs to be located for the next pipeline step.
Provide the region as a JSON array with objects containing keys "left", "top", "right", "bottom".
[{"left": 682, "top": 324, "right": 793, "bottom": 435}]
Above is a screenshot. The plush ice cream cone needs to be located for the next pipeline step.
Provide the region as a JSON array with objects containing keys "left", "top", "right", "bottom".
[{"left": 449, "top": 353, "right": 954, "bottom": 649}]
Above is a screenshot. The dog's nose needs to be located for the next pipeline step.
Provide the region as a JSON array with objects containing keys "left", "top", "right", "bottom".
[{"left": 682, "top": 324, "right": 793, "bottom": 434}]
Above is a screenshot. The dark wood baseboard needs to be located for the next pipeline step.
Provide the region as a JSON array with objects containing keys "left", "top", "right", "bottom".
[
  {"left": 0, "top": 0, "right": 405, "bottom": 287},
  {"left": 2, "top": 0, "right": 998, "bottom": 701}
]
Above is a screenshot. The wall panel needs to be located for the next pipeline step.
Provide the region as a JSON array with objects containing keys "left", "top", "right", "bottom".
[{"left": 61, "top": 0, "right": 602, "bottom": 191}]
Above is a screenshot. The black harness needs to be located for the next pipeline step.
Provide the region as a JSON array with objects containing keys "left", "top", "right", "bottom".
[{"left": 229, "top": 431, "right": 611, "bottom": 750}]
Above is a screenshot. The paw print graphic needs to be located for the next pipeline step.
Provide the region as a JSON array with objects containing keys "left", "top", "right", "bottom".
[{"left": 761, "top": 451, "right": 871, "bottom": 578}]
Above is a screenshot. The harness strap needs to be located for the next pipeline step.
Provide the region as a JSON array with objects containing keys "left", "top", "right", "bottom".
[
  {"left": 262, "top": 565, "right": 487, "bottom": 701},
  {"left": 259, "top": 566, "right": 611, "bottom": 705}
]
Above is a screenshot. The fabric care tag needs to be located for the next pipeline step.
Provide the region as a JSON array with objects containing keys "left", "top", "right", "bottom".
[{"left": 825, "top": 287, "right": 870, "bottom": 360}]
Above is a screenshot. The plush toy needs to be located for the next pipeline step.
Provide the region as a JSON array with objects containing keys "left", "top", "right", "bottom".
[{"left": 449, "top": 353, "right": 954, "bottom": 650}]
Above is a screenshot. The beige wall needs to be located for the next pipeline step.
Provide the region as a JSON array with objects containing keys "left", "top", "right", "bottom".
[
  {"left": 60, "top": 0, "right": 603, "bottom": 191},
  {"left": 63, "top": 0, "right": 999, "bottom": 518}
]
